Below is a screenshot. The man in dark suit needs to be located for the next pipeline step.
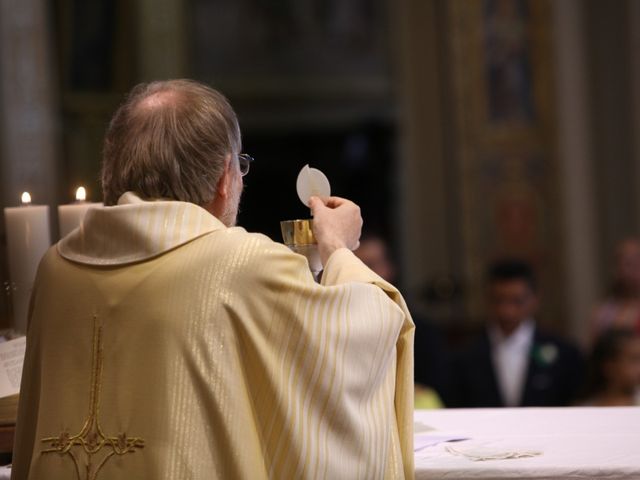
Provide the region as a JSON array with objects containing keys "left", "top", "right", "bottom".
[{"left": 447, "top": 259, "right": 584, "bottom": 407}]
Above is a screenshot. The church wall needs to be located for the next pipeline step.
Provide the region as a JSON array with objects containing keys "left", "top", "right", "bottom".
[{"left": 1, "top": 0, "right": 640, "bottom": 343}]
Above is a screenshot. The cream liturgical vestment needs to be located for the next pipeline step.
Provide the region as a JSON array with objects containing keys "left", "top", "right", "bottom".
[{"left": 12, "top": 193, "right": 415, "bottom": 480}]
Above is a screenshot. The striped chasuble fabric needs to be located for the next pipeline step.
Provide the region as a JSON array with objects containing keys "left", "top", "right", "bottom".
[{"left": 12, "top": 192, "right": 415, "bottom": 480}]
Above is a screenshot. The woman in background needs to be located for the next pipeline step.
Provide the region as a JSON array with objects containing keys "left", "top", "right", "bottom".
[
  {"left": 591, "top": 238, "right": 640, "bottom": 343},
  {"left": 584, "top": 329, "right": 640, "bottom": 406}
]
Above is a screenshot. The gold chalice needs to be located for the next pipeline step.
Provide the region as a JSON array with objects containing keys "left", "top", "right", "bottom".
[{"left": 280, "top": 219, "right": 322, "bottom": 281}]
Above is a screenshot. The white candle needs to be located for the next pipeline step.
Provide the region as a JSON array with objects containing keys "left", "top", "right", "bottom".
[
  {"left": 57, "top": 186, "right": 102, "bottom": 238},
  {"left": 4, "top": 192, "right": 52, "bottom": 333}
]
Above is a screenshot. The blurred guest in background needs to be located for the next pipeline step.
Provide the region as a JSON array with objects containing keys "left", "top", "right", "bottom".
[
  {"left": 355, "top": 233, "right": 449, "bottom": 408},
  {"left": 583, "top": 329, "right": 640, "bottom": 406},
  {"left": 591, "top": 238, "right": 640, "bottom": 343},
  {"left": 447, "top": 259, "right": 584, "bottom": 408}
]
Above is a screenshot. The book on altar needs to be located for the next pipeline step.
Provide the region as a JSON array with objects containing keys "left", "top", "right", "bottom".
[{"left": 0, "top": 336, "right": 25, "bottom": 398}]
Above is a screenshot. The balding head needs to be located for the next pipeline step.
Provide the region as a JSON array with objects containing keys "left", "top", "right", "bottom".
[
  {"left": 101, "top": 79, "right": 241, "bottom": 207},
  {"left": 137, "top": 90, "right": 179, "bottom": 109}
]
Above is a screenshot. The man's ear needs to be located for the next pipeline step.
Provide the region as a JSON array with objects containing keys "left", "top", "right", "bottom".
[{"left": 216, "top": 154, "right": 233, "bottom": 199}]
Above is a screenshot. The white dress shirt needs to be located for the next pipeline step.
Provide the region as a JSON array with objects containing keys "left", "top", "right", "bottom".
[{"left": 489, "top": 319, "right": 535, "bottom": 407}]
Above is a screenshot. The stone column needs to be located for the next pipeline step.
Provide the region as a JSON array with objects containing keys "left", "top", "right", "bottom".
[
  {"left": 393, "top": 0, "right": 455, "bottom": 298},
  {"left": 136, "top": 0, "right": 187, "bottom": 81},
  {"left": 552, "top": 0, "right": 599, "bottom": 345},
  {"left": 0, "top": 0, "right": 58, "bottom": 209},
  {"left": 629, "top": 0, "right": 640, "bottom": 231},
  {"left": 0, "top": 0, "right": 59, "bottom": 329},
  {"left": 586, "top": 0, "right": 636, "bottom": 271}
]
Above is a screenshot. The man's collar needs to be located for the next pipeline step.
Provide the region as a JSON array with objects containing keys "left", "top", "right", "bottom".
[
  {"left": 57, "top": 192, "right": 226, "bottom": 266},
  {"left": 488, "top": 318, "right": 536, "bottom": 347}
]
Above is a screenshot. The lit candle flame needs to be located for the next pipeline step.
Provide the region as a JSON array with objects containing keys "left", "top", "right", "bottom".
[
  {"left": 21, "top": 192, "right": 32, "bottom": 205},
  {"left": 75, "top": 186, "right": 87, "bottom": 202}
]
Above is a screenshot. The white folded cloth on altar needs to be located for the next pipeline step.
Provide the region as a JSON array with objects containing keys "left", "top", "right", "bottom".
[{"left": 445, "top": 440, "right": 542, "bottom": 462}]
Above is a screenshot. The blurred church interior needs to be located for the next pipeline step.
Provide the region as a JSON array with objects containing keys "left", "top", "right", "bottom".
[{"left": 1, "top": 0, "right": 640, "bottom": 347}]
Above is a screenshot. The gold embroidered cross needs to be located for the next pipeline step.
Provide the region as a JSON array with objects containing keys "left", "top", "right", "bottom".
[{"left": 41, "top": 315, "right": 145, "bottom": 480}]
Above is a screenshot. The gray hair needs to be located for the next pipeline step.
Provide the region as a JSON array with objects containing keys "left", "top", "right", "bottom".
[{"left": 101, "top": 79, "right": 241, "bottom": 206}]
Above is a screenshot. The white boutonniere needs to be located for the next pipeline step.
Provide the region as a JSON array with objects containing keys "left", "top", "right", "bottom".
[{"left": 534, "top": 343, "right": 558, "bottom": 367}]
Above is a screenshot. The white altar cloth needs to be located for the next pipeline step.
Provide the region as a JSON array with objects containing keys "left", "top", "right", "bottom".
[{"left": 414, "top": 407, "right": 640, "bottom": 480}]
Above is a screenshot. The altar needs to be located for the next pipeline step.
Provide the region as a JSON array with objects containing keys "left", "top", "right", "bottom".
[
  {"left": 0, "top": 406, "right": 638, "bottom": 478},
  {"left": 414, "top": 407, "right": 640, "bottom": 480}
]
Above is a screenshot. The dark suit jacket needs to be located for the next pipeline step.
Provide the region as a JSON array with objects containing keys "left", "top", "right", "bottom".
[
  {"left": 446, "top": 326, "right": 585, "bottom": 408},
  {"left": 414, "top": 315, "right": 450, "bottom": 399}
]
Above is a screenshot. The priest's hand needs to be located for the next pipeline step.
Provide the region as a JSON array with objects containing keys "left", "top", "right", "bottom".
[{"left": 309, "top": 196, "right": 363, "bottom": 266}]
